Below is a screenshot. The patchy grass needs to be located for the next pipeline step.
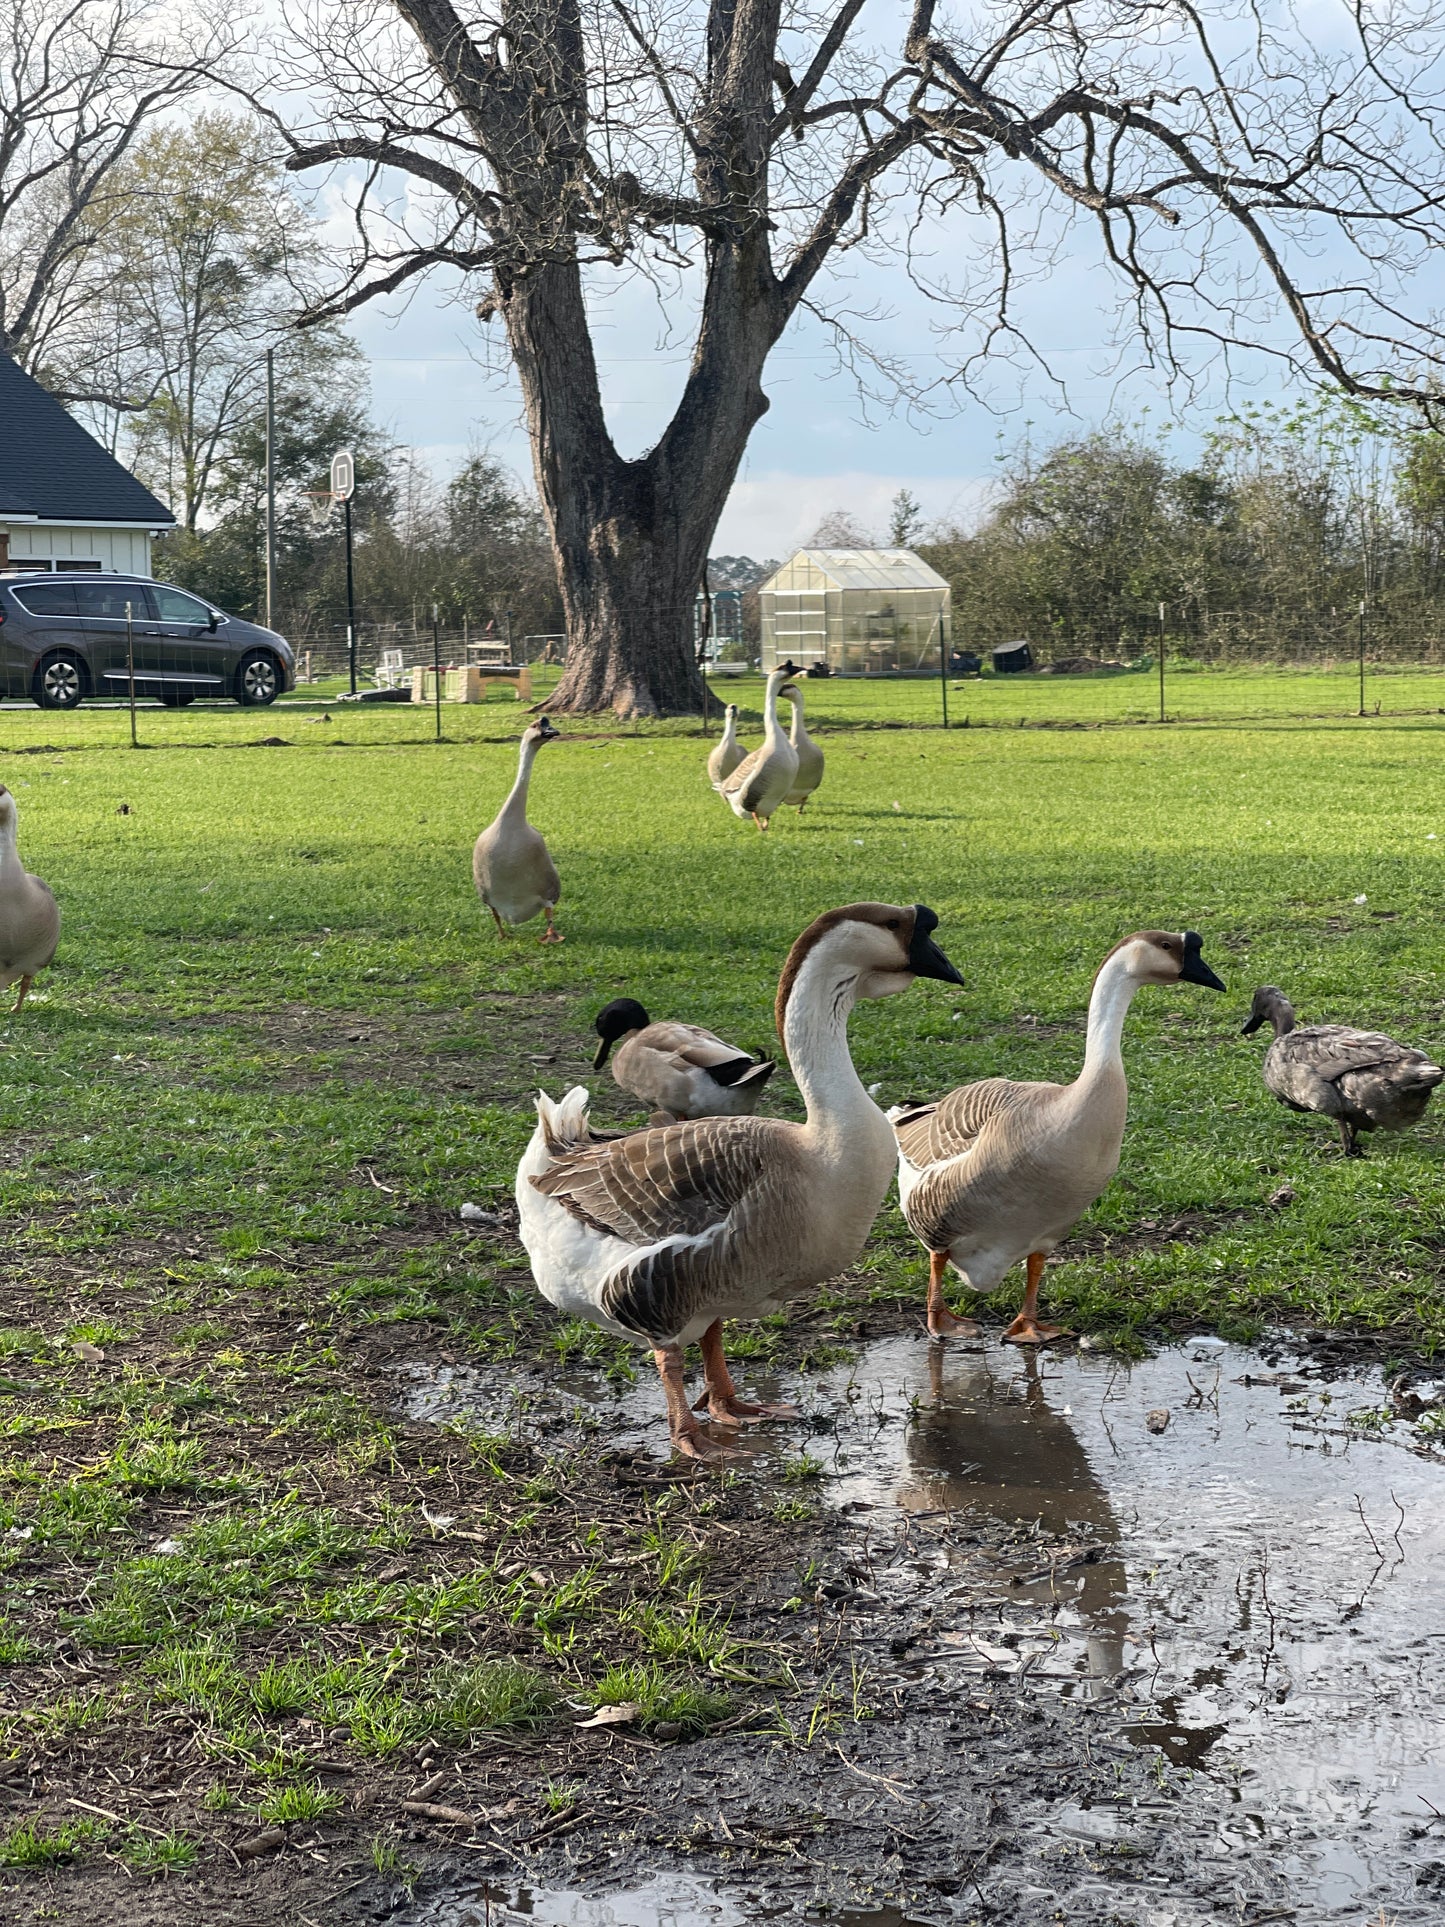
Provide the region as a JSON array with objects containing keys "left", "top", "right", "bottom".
[{"left": 0, "top": 695, "right": 1443, "bottom": 1915}]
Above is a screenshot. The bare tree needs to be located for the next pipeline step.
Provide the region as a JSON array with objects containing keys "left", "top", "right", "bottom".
[
  {"left": 0, "top": 1, "right": 232, "bottom": 403},
  {"left": 269, "top": 0, "right": 1445, "bottom": 715}
]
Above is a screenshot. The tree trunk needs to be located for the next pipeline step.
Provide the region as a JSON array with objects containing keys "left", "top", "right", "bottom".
[{"left": 502, "top": 242, "right": 778, "bottom": 717}]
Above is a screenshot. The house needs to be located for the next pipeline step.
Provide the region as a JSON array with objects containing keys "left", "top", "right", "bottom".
[
  {"left": 758, "top": 548, "right": 950, "bottom": 674},
  {"left": 0, "top": 352, "right": 174, "bottom": 575}
]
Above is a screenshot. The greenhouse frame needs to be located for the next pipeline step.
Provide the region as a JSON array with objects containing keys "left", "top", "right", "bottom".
[{"left": 758, "top": 548, "right": 951, "bottom": 675}]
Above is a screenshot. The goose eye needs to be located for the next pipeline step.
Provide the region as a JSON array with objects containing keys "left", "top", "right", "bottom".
[{"left": 886, "top": 918, "right": 901, "bottom": 930}]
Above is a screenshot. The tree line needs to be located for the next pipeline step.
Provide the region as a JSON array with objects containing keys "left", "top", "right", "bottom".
[{"left": 911, "top": 404, "right": 1445, "bottom": 663}]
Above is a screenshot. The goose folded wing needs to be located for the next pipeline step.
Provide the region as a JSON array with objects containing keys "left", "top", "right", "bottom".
[
  {"left": 529, "top": 1115, "right": 777, "bottom": 1246},
  {"left": 1293, "top": 1026, "right": 1437, "bottom": 1085},
  {"left": 892, "top": 1079, "right": 1031, "bottom": 1168}
]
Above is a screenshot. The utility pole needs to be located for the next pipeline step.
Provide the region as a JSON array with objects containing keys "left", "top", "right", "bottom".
[
  {"left": 1357, "top": 599, "right": 1367, "bottom": 717},
  {"left": 264, "top": 349, "right": 276, "bottom": 630}
]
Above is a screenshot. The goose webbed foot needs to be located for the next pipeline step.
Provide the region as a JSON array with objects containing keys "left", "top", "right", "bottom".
[
  {"left": 1001, "top": 1252, "right": 1071, "bottom": 1346},
  {"left": 653, "top": 1340, "right": 750, "bottom": 1464},
  {"left": 695, "top": 1319, "right": 799, "bottom": 1427},
  {"left": 926, "top": 1250, "right": 980, "bottom": 1343},
  {"left": 1002, "top": 1314, "right": 1071, "bottom": 1346},
  {"left": 538, "top": 908, "right": 564, "bottom": 943},
  {"left": 1338, "top": 1119, "right": 1364, "bottom": 1157}
]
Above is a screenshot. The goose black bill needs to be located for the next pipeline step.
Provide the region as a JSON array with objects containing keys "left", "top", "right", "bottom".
[{"left": 909, "top": 905, "right": 964, "bottom": 987}]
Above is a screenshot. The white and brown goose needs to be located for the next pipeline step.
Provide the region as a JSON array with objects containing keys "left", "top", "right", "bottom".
[
  {"left": 718, "top": 665, "right": 799, "bottom": 830},
  {"left": 706, "top": 704, "right": 746, "bottom": 788},
  {"left": 592, "top": 998, "right": 775, "bottom": 1123},
  {"left": 782, "top": 681, "right": 824, "bottom": 812},
  {"left": 1242, "top": 985, "right": 1443, "bottom": 1156},
  {"left": 517, "top": 903, "right": 964, "bottom": 1459},
  {"left": 0, "top": 785, "right": 59, "bottom": 1012},
  {"left": 891, "top": 931, "right": 1225, "bottom": 1344},
  {"left": 472, "top": 719, "right": 564, "bottom": 942}
]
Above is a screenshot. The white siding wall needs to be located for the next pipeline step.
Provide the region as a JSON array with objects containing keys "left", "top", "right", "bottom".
[{"left": 5, "top": 525, "right": 154, "bottom": 573}]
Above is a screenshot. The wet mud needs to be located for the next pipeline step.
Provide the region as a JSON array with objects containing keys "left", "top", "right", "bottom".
[{"left": 395, "top": 1334, "right": 1445, "bottom": 1926}]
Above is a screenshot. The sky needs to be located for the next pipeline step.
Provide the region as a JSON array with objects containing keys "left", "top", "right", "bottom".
[{"left": 345, "top": 249, "right": 1211, "bottom": 560}]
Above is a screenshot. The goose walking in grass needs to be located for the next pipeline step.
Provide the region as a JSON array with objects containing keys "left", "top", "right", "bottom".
[
  {"left": 517, "top": 903, "right": 964, "bottom": 1460},
  {"left": 891, "top": 931, "right": 1225, "bottom": 1345},
  {"left": 706, "top": 704, "right": 746, "bottom": 788},
  {"left": 1242, "top": 985, "right": 1444, "bottom": 1157},
  {"left": 472, "top": 720, "right": 564, "bottom": 942},
  {"left": 781, "top": 681, "right": 824, "bottom": 812},
  {"left": 0, "top": 786, "right": 59, "bottom": 1013},
  {"left": 592, "top": 999, "right": 775, "bottom": 1123},
  {"left": 718, "top": 665, "right": 799, "bottom": 830}
]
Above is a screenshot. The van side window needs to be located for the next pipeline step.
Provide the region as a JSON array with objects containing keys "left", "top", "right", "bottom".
[
  {"left": 150, "top": 586, "right": 212, "bottom": 624},
  {"left": 11, "top": 582, "right": 78, "bottom": 616},
  {"left": 74, "top": 582, "right": 151, "bottom": 620}
]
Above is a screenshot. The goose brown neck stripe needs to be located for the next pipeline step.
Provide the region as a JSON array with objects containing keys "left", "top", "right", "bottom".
[{"left": 774, "top": 903, "right": 914, "bottom": 1040}]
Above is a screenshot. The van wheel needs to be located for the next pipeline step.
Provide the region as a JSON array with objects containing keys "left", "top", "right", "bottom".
[
  {"left": 236, "top": 651, "right": 280, "bottom": 706},
  {"left": 34, "top": 652, "right": 87, "bottom": 710}
]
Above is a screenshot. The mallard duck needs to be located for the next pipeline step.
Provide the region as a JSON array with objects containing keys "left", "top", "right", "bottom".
[
  {"left": 0, "top": 786, "right": 59, "bottom": 1012},
  {"left": 1242, "top": 985, "right": 1443, "bottom": 1156},
  {"left": 781, "top": 682, "right": 824, "bottom": 811},
  {"left": 891, "top": 930, "right": 1225, "bottom": 1344},
  {"left": 517, "top": 903, "right": 964, "bottom": 1459},
  {"left": 472, "top": 720, "right": 563, "bottom": 942},
  {"left": 718, "top": 666, "right": 799, "bottom": 830},
  {"left": 706, "top": 704, "right": 746, "bottom": 787},
  {"left": 592, "top": 998, "right": 775, "bottom": 1122}
]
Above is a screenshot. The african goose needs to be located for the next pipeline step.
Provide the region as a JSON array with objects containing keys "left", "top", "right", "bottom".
[
  {"left": 781, "top": 682, "right": 824, "bottom": 811},
  {"left": 472, "top": 720, "right": 564, "bottom": 942},
  {"left": 706, "top": 705, "right": 746, "bottom": 788},
  {"left": 718, "top": 666, "right": 799, "bottom": 830},
  {"left": 517, "top": 903, "right": 964, "bottom": 1459},
  {"left": 1242, "top": 985, "right": 1443, "bottom": 1156},
  {"left": 891, "top": 931, "right": 1225, "bottom": 1344},
  {"left": 593, "top": 998, "right": 775, "bottom": 1122},
  {"left": 0, "top": 787, "right": 59, "bottom": 1012}
]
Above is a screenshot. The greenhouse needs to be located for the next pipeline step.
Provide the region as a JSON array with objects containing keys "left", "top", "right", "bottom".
[{"left": 758, "top": 548, "right": 951, "bottom": 675}]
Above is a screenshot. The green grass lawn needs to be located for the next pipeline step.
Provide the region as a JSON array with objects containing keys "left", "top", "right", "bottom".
[{"left": 1, "top": 697, "right": 1442, "bottom": 1904}]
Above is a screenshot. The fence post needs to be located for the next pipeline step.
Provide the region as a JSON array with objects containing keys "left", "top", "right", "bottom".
[
  {"left": 432, "top": 602, "right": 443, "bottom": 742},
  {"left": 125, "top": 601, "right": 138, "bottom": 749},
  {"left": 938, "top": 615, "right": 949, "bottom": 730},
  {"left": 1157, "top": 602, "right": 1166, "bottom": 724},
  {"left": 1357, "top": 600, "right": 1367, "bottom": 717}
]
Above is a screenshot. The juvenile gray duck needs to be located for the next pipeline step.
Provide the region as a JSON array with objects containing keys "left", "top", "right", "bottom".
[
  {"left": 593, "top": 998, "right": 774, "bottom": 1122},
  {"left": 1242, "top": 985, "right": 1444, "bottom": 1156}
]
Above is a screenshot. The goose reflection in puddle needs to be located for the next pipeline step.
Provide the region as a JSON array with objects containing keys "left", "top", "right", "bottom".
[{"left": 896, "top": 1345, "right": 1130, "bottom": 1690}]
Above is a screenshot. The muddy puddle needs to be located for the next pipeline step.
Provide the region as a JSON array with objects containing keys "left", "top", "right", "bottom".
[{"left": 397, "top": 1335, "right": 1445, "bottom": 1924}]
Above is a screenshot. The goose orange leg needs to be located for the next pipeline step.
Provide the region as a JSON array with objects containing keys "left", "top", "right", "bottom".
[
  {"left": 653, "top": 1343, "right": 744, "bottom": 1462},
  {"left": 693, "top": 1319, "right": 799, "bottom": 1424},
  {"left": 927, "top": 1250, "right": 980, "bottom": 1341},
  {"left": 12, "top": 975, "right": 33, "bottom": 1013},
  {"left": 1003, "top": 1252, "right": 1071, "bottom": 1345},
  {"left": 538, "top": 905, "right": 563, "bottom": 944},
  {"left": 488, "top": 907, "right": 511, "bottom": 940}
]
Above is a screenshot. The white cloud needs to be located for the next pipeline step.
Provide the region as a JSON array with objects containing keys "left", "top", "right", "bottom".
[{"left": 714, "top": 469, "right": 994, "bottom": 558}]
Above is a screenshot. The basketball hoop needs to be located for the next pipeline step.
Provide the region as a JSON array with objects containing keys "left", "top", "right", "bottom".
[{"left": 303, "top": 489, "right": 336, "bottom": 533}]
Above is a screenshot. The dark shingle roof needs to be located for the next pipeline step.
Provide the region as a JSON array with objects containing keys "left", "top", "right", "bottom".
[{"left": 0, "top": 354, "right": 174, "bottom": 527}]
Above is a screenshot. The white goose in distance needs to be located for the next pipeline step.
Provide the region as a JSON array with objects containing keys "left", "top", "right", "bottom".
[
  {"left": 717, "top": 664, "right": 800, "bottom": 830},
  {"left": 0, "top": 786, "right": 59, "bottom": 1012},
  {"left": 517, "top": 903, "right": 965, "bottom": 1460},
  {"left": 706, "top": 704, "right": 746, "bottom": 787},
  {"left": 891, "top": 930, "right": 1225, "bottom": 1344},
  {"left": 472, "top": 719, "right": 564, "bottom": 942}
]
